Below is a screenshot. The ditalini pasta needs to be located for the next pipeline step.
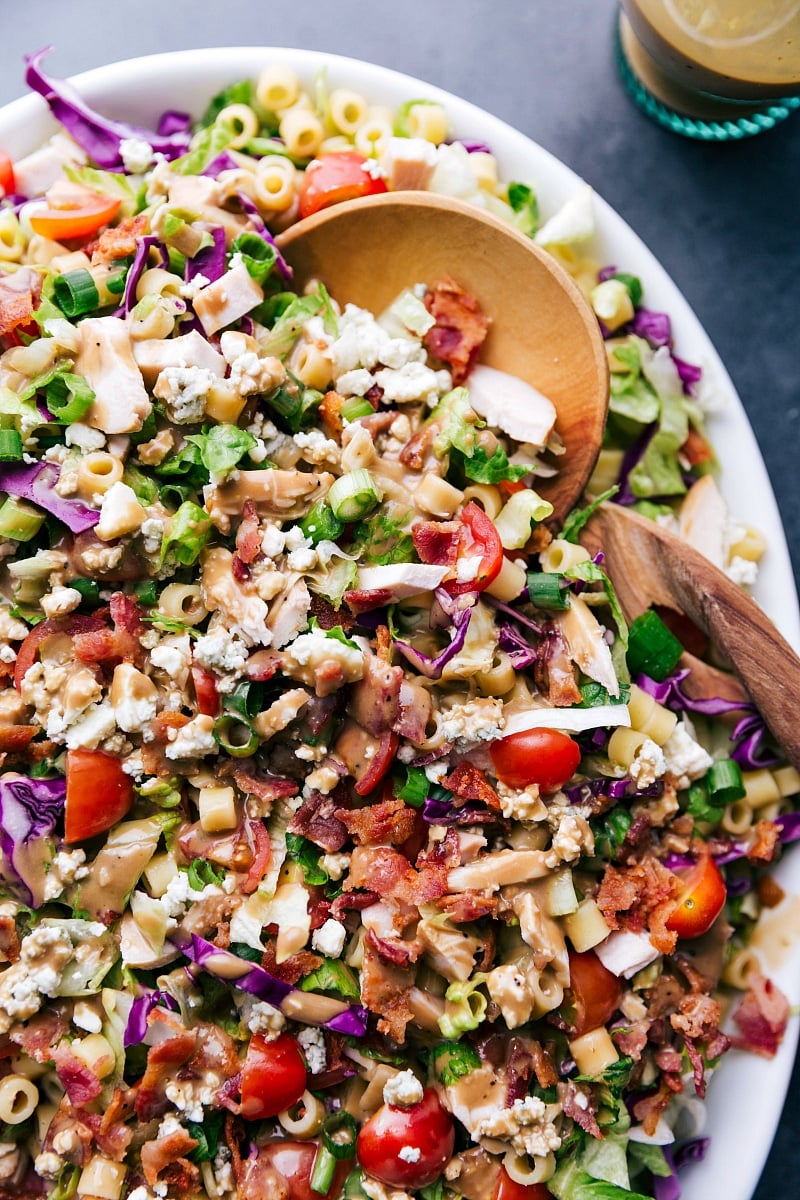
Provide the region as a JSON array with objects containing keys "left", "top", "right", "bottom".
[{"left": 0, "top": 48, "right": 793, "bottom": 1200}]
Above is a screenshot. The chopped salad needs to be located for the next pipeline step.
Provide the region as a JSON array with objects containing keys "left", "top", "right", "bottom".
[{"left": 0, "top": 47, "right": 796, "bottom": 1200}]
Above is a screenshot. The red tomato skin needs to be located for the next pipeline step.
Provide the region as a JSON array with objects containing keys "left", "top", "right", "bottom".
[
  {"left": 443, "top": 501, "right": 504, "bottom": 595},
  {"left": 240, "top": 1033, "right": 307, "bottom": 1120},
  {"left": 298, "top": 151, "right": 388, "bottom": 218},
  {"left": 0, "top": 152, "right": 15, "bottom": 197},
  {"left": 191, "top": 663, "right": 221, "bottom": 717},
  {"left": 65, "top": 749, "right": 135, "bottom": 843},
  {"left": 357, "top": 1088, "right": 454, "bottom": 1189},
  {"left": 259, "top": 1142, "right": 348, "bottom": 1200},
  {"left": 29, "top": 182, "right": 121, "bottom": 240},
  {"left": 493, "top": 1168, "right": 554, "bottom": 1200},
  {"left": 565, "top": 949, "right": 623, "bottom": 1038},
  {"left": 666, "top": 854, "right": 726, "bottom": 939},
  {"left": 490, "top": 728, "right": 581, "bottom": 792}
]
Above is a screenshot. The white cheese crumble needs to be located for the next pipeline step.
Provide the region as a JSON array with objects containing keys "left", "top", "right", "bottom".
[
  {"left": 475, "top": 1095, "right": 562, "bottom": 1158},
  {"left": 398, "top": 1146, "right": 421, "bottom": 1163},
  {"left": 311, "top": 918, "right": 347, "bottom": 958},
  {"left": 662, "top": 720, "right": 714, "bottom": 791},
  {"left": 439, "top": 697, "right": 505, "bottom": 749},
  {"left": 383, "top": 1070, "right": 423, "bottom": 1108},
  {"left": 297, "top": 1026, "right": 327, "bottom": 1075},
  {"left": 629, "top": 738, "right": 667, "bottom": 789},
  {"left": 43, "top": 849, "right": 89, "bottom": 902}
]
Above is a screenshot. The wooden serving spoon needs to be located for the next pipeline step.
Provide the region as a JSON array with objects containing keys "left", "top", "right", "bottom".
[
  {"left": 581, "top": 503, "right": 800, "bottom": 769},
  {"left": 275, "top": 191, "right": 609, "bottom": 524}
]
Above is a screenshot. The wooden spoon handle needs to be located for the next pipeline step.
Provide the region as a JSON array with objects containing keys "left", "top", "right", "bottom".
[{"left": 582, "top": 503, "right": 800, "bottom": 769}]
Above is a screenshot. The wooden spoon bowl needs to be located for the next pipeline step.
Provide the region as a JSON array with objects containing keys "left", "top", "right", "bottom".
[
  {"left": 276, "top": 191, "right": 609, "bottom": 523},
  {"left": 581, "top": 503, "right": 800, "bottom": 768}
]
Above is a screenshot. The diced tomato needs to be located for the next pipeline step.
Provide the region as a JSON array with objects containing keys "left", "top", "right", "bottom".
[
  {"left": 357, "top": 1087, "right": 454, "bottom": 1190},
  {"left": 298, "top": 151, "right": 388, "bottom": 219},
  {"left": 65, "top": 749, "right": 135, "bottom": 843},
  {"left": 666, "top": 853, "right": 726, "bottom": 939},
  {"left": 490, "top": 727, "right": 581, "bottom": 792},
  {"left": 681, "top": 428, "right": 715, "bottom": 467},
  {"left": 259, "top": 1141, "right": 349, "bottom": 1200},
  {"left": 240, "top": 1033, "right": 307, "bottom": 1120},
  {"left": 0, "top": 152, "right": 15, "bottom": 198},
  {"left": 191, "top": 664, "right": 221, "bottom": 717},
  {"left": 29, "top": 181, "right": 121, "bottom": 241},
  {"left": 494, "top": 1169, "right": 554, "bottom": 1200},
  {"left": 418, "top": 501, "right": 504, "bottom": 595},
  {"left": 14, "top": 614, "right": 104, "bottom": 692},
  {"left": 355, "top": 730, "right": 398, "bottom": 797},
  {"left": 564, "top": 949, "right": 623, "bottom": 1038}
]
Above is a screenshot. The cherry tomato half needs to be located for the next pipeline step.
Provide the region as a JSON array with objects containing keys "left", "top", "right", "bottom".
[
  {"left": 357, "top": 1087, "right": 454, "bottom": 1189},
  {"left": 490, "top": 727, "right": 581, "bottom": 792},
  {"left": 0, "top": 152, "right": 15, "bottom": 198},
  {"left": 444, "top": 501, "right": 504, "bottom": 595},
  {"left": 240, "top": 1033, "right": 307, "bottom": 1120},
  {"left": 65, "top": 749, "right": 135, "bottom": 843},
  {"left": 493, "top": 1168, "right": 554, "bottom": 1200},
  {"left": 29, "top": 181, "right": 121, "bottom": 240},
  {"left": 666, "top": 853, "right": 726, "bottom": 939},
  {"left": 298, "top": 151, "right": 388, "bottom": 219},
  {"left": 258, "top": 1141, "right": 349, "bottom": 1200},
  {"left": 564, "top": 949, "right": 623, "bottom": 1038}
]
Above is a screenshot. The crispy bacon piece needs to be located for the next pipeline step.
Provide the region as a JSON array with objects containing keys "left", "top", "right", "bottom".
[
  {"left": 74, "top": 1090, "right": 135, "bottom": 1161},
  {"left": 343, "top": 586, "right": 394, "bottom": 615},
  {"left": 10, "top": 1009, "right": 69, "bottom": 1060},
  {"left": 238, "top": 1155, "right": 290, "bottom": 1200},
  {"left": 289, "top": 785, "right": 350, "bottom": 852},
  {"left": 134, "top": 1029, "right": 197, "bottom": 1120},
  {"left": 0, "top": 268, "right": 41, "bottom": 337},
  {"left": 443, "top": 762, "right": 501, "bottom": 811},
  {"left": 319, "top": 389, "right": 345, "bottom": 441},
  {"left": 52, "top": 1043, "right": 103, "bottom": 1105},
  {"left": 423, "top": 276, "right": 489, "bottom": 385},
  {"left": 747, "top": 818, "right": 780, "bottom": 864},
  {"left": 412, "top": 519, "right": 460, "bottom": 567},
  {"left": 330, "top": 890, "right": 380, "bottom": 920},
  {"left": 235, "top": 498, "right": 262, "bottom": 565},
  {"left": 535, "top": 626, "right": 582, "bottom": 707},
  {"left": 596, "top": 853, "right": 682, "bottom": 955},
  {"left": 73, "top": 591, "right": 144, "bottom": 667},
  {"left": 613, "top": 1019, "right": 650, "bottom": 1061},
  {"left": 670, "top": 992, "right": 722, "bottom": 1042},
  {"left": 336, "top": 797, "right": 417, "bottom": 846},
  {"left": 729, "top": 973, "right": 790, "bottom": 1059},
  {"left": 366, "top": 928, "right": 418, "bottom": 967},
  {"left": 310, "top": 592, "right": 355, "bottom": 631},
  {"left": 346, "top": 844, "right": 449, "bottom": 908},
  {"left": 0, "top": 726, "right": 38, "bottom": 753},
  {"left": 89, "top": 214, "right": 148, "bottom": 264},
  {"left": 141, "top": 1127, "right": 200, "bottom": 1187},
  {"left": 217, "top": 759, "right": 299, "bottom": 802},
  {"left": 558, "top": 1080, "right": 603, "bottom": 1138},
  {"left": 399, "top": 423, "right": 436, "bottom": 470},
  {"left": 261, "top": 942, "right": 323, "bottom": 986},
  {"left": 349, "top": 654, "right": 402, "bottom": 736},
  {"left": 633, "top": 1075, "right": 684, "bottom": 1136},
  {"left": 438, "top": 892, "right": 499, "bottom": 923},
  {"left": 0, "top": 916, "right": 20, "bottom": 963},
  {"left": 360, "top": 938, "right": 414, "bottom": 1042}
]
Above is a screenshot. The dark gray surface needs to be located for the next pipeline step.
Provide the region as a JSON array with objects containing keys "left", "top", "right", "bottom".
[{"left": 1, "top": 3, "right": 798, "bottom": 1196}]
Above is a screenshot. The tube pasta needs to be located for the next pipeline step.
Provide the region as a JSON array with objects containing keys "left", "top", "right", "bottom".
[
  {"left": 475, "top": 651, "right": 517, "bottom": 697},
  {"left": 0, "top": 1074, "right": 39, "bottom": 1124},
  {"left": 462, "top": 483, "right": 503, "bottom": 519},
  {"left": 469, "top": 151, "right": 499, "bottom": 191},
  {"left": 77, "top": 1155, "right": 127, "bottom": 1199},
  {"left": 278, "top": 1090, "right": 325, "bottom": 1137},
  {"left": 0, "top": 210, "right": 25, "bottom": 262},
  {"left": 136, "top": 267, "right": 185, "bottom": 302},
  {"left": 406, "top": 101, "right": 449, "bottom": 144},
  {"left": 607, "top": 726, "right": 648, "bottom": 769},
  {"left": 729, "top": 524, "right": 766, "bottom": 562},
  {"left": 279, "top": 106, "right": 325, "bottom": 159},
  {"left": 563, "top": 898, "right": 612, "bottom": 952},
  {"left": 743, "top": 768, "right": 781, "bottom": 809},
  {"left": 530, "top": 968, "right": 564, "bottom": 1018},
  {"left": 129, "top": 295, "right": 180, "bottom": 341},
  {"left": 774, "top": 765, "right": 800, "bottom": 798},
  {"left": 289, "top": 340, "right": 333, "bottom": 390},
  {"left": 720, "top": 799, "right": 753, "bottom": 836},
  {"left": 76, "top": 453, "right": 124, "bottom": 499},
  {"left": 217, "top": 102, "right": 259, "bottom": 149},
  {"left": 539, "top": 538, "right": 591, "bottom": 574},
  {"left": 568, "top": 1027, "right": 619, "bottom": 1075},
  {"left": 626, "top": 685, "right": 678, "bottom": 746},
  {"left": 254, "top": 155, "right": 297, "bottom": 211},
  {"left": 722, "top": 946, "right": 761, "bottom": 990},
  {"left": 354, "top": 109, "right": 395, "bottom": 158},
  {"left": 504, "top": 1150, "right": 555, "bottom": 1185},
  {"left": 255, "top": 64, "right": 302, "bottom": 112},
  {"left": 412, "top": 474, "right": 464, "bottom": 518},
  {"left": 157, "top": 582, "right": 208, "bottom": 624},
  {"left": 319, "top": 135, "right": 354, "bottom": 154},
  {"left": 328, "top": 88, "right": 370, "bottom": 136}
]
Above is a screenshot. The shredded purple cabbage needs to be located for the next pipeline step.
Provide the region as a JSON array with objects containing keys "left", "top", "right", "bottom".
[
  {"left": 157, "top": 109, "right": 192, "bottom": 137},
  {"left": 653, "top": 1165, "right": 681, "bottom": 1200},
  {"left": 563, "top": 777, "right": 632, "bottom": 804},
  {"left": 394, "top": 590, "right": 474, "bottom": 680},
  {"left": 497, "top": 624, "right": 538, "bottom": 669},
  {"left": 0, "top": 776, "right": 66, "bottom": 906},
  {"left": 674, "top": 1137, "right": 711, "bottom": 1169},
  {"left": 0, "top": 461, "right": 99, "bottom": 533},
  {"left": 116, "top": 235, "right": 166, "bottom": 316},
  {"left": 673, "top": 354, "right": 703, "bottom": 395},
  {"left": 201, "top": 151, "right": 243, "bottom": 178},
  {"left": 631, "top": 307, "right": 672, "bottom": 347},
  {"left": 123, "top": 990, "right": 179, "bottom": 1047},
  {"left": 453, "top": 138, "right": 493, "bottom": 154},
  {"left": 175, "top": 933, "right": 367, "bottom": 1034},
  {"left": 422, "top": 796, "right": 503, "bottom": 826},
  {"left": 598, "top": 264, "right": 618, "bottom": 283},
  {"left": 614, "top": 422, "right": 657, "bottom": 506},
  {"left": 485, "top": 595, "right": 541, "bottom": 633},
  {"left": 186, "top": 225, "right": 227, "bottom": 284},
  {"left": 24, "top": 47, "right": 192, "bottom": 169}
]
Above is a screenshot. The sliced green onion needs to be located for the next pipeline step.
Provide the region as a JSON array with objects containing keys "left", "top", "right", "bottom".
[
  {"left": 321, "top": 1111, "right": 357, "bottom": 1160},
  {"left": 627, "top": 609, "right": 684, "bottom": 681},
  {"left": 134, "top": 580, "right": 158, "bottom": 607},
  {"left": 69, "top": 578, "right": 100, "bottom": 606},
  {"left": 340, "top": 396, "right": 375, "bottom": 422},
  {"left": 213, "top": 715, "right": 259, "bottom": 757},
  {"left": 0, "top": 496, "right": 45, "bottom": 540},
  {"left": 0, "top": 428, "right": 24, "bottom": 462},
  {"left": 53, "top": 268, "right": 100, "bottom": 318},
  {"left": 299, "top": 501, "right": 344, "bottom": 546},
  {"left": 45, "top": 373, "right": 95, "bottom": 424},
  {"left": 706, "top": 758, "right": 745, "bottom": 807},
  {"left": 105, "top": 270, "right": 127, "bottom": 296},
  {"left": 310, "top": 1145, "right": 338, "bottom": 1195},
  {"left": 527, "top": 571, "right": 570, "bottom": 610},
  {"left": 328, "top": 469, "right": 381, "bottom": 522},
  {"left": 393, "top": 765, "right": 429, "bottom": 808}
]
